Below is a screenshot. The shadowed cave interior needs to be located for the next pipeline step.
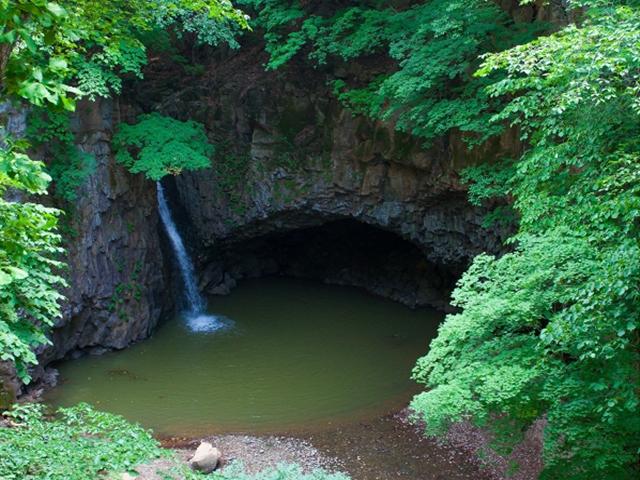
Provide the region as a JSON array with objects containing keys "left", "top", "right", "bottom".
[{"left": 184, "top": 218, "right": 461, "bottom": 311}]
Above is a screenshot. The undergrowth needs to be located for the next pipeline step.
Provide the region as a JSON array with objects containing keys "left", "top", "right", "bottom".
[
  {"left": 0, "top": 403, "right": 350, "bottom": 480},
  {"left": 26, "top": 108, "right": 95, "bottom": 202}
]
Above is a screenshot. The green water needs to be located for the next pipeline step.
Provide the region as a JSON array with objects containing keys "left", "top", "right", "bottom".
[{"left": 45, "top": 278, "right": 442, "bottom": 436}]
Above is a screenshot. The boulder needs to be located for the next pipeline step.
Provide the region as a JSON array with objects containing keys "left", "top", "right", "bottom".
[{"left": 188, "top": 442, "right": 221, "bottom": 474}]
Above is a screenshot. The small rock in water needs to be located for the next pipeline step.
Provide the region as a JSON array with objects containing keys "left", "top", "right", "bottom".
[{"left": 189, "top": 441, "right": 221, "bottom": 473}]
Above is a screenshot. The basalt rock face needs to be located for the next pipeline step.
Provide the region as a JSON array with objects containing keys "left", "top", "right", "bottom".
[
  {"left": 135, "top": 47, "right": 517, "bottom": 309},
  {"left": 6, "top": 46, "right": 515, "bottom": 397},
  {"left": 37, "top": 99, "right": 166, "bottom": 372},
  {"left": 2, "top": 100, "right": 167, "bottom": 399}
]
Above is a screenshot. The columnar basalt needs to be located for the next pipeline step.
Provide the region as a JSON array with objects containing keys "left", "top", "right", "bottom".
[
  {"left": 10, "top": 42, "right": 517, "bottom": 396},
  {"left": 139, "top": 48, "right": 516, "bottom": 308},
  {"left": 34, "top": 99, "right": 167, "bottom": 385}
]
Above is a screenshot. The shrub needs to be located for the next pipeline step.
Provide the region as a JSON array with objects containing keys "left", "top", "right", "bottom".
[{"left": 114, "top": 113, "right": 214, "bottom": 181}]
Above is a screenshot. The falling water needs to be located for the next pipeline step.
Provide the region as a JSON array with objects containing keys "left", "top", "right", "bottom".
[{"left": 156, "top": 181, "right": 227, "bottom": 333}]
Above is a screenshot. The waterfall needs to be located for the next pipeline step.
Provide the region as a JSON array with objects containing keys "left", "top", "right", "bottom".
[
  {"left": 157, "top": 181, "right": 227, "bottom": 333},
  {"left": 157, "top": 181, "right": 204, "bottom": 313}
]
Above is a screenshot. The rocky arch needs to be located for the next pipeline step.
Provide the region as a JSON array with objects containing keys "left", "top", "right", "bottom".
[
  {"left": 11, "top": 47, "right": 515, "bottom": 394},
  {"left": 146, "top": 48, "right": 514, "bottom": 314},
  {"left": 162, "top": 164, "right": 501, "bottom": 311},
  {"left": 194, "top": 215, "right": 458, "bottom": 311}
]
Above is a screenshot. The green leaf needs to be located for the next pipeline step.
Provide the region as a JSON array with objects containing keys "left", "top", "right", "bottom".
[
  {"left": 49, "top": 57, "right": 68, "bottom": 70},
  {"left": 46, "top": 2, "right": 67, "bottom": 17}
]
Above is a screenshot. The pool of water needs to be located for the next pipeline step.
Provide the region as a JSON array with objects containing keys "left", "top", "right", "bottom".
[{"left": 45, "top": 278, "right": 441, "bottom": 436}]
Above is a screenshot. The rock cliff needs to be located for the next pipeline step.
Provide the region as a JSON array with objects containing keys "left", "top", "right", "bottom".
[
  {"left": 22, "top": 99, "right": 168, "bottom": 396},
  {"left": 135, "top": 46, "right": 516, "bottom": 310},
  {"left": 6, "top": 40, "right": 519, "bottom": 398}
]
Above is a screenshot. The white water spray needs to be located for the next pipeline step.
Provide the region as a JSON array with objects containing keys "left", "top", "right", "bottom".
[{"left": 157, "top": 181, "right": 227, "bottom": 333}]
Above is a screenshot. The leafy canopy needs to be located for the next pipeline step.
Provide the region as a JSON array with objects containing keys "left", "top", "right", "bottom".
[
  {"left": 238, "top": 0, "right": 547, "bottom": 145},
  {"left": 411, "top": 2, "right": 640, "bottom": 479},
  {"left": 0, "top": 0, "right": 248, "bottom": 108},
  {"left": 114, "top": 113, "right": 214, "bottom": 180}
]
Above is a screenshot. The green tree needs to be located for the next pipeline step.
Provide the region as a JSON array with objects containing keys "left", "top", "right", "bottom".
[
  {"left": 114, "top": 113, "right": 214, "bottom": 180},
  {"left": 411, "top": 2, "right": 640, "bottom": 478},
  {"left": 0, "top": 0, "right": 247, "bottom": 108},
  {"left": 0, "top": 0, "right": 245, "bottom": 384},
  {"left": 238, "top": 0, "right": 546, "bottom": 145},
  {"left": 0, "top": 146, "right": 65, "bottom": 382}
]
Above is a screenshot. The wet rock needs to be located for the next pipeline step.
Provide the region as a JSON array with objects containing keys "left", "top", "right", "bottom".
[
  {"left": 150, "top": 50, "right": 516, "bottom": 309},
  {"left": 28, "top": 98, "right": 167, "bottom": 390},
  {"left": 188, "top": 442, "right": 221, "bottom": 473}
]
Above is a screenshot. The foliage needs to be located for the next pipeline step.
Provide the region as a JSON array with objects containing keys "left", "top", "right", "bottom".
[
  {"left": 0, "top": 147, "right": 65, "bottom": 382},
  {"left": 152, "top": 2, "right": 243, "bottom": 49},
  {"left": 0, "top": 402, "right": 163, "bottom": 479},
  {"left": 0, "top": 1, "right": 248, "bottom": 108},
  {"left": 114, "top": 113, "right": 214, "bottom": 180},
  {"left": 0, "top": 1, "right": 78, "bottom": 110},
  {"left": 0, "top": 402, "right": 350, "bottom": 480},
  {"left": 411, "top": 2, "right": 640, "bottom": 479},
  {"left": 211, "top": 462, "right": 350, "bottom": 480},
  {"left": 238, "top": 0, "right": 547, "bottom": 145},
  {"left": 26, "top": 108, "right": 95, "bottom": 201}
]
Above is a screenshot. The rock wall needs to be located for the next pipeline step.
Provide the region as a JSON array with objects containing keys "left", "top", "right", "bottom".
[
  {"left": 2, "top": 98, "right": 166, "bottom": 400},
  {"left": 5, "top": 35, "right": 518, "bottom": 398},
  {"left": 30, "top": 99, "right": 168, "bottom": 390},
  {"left": 131, "top": 46, "right": 517, "bottom": 308}
]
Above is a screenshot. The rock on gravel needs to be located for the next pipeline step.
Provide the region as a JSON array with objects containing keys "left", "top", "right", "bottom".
[
  {"left": 188, "top": 441, "right": 221, "bottom": 473},
  {"left": 200, "top": 434, "right": 342, "bottom": 475}
]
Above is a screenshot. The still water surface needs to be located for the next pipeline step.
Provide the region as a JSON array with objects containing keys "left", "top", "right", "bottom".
[{"left": 46, "top": 278, "right": 441, "bottom": 436}]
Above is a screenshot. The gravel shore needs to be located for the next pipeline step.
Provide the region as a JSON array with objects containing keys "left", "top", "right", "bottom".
[{"left": 128, "top": 408, "right": 542, "bottom": 480}]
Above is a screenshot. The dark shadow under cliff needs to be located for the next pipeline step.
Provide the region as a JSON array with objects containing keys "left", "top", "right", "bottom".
[{"left": 194, "top": 218, "right": 460, "bottom": 310}]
